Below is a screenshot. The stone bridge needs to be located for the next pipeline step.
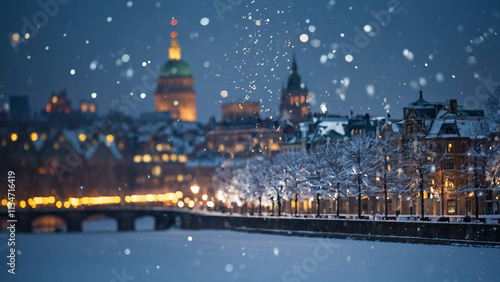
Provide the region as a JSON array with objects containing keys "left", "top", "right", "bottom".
[{"left": 0, "top": 207, "right": 183, "bottom": 232}]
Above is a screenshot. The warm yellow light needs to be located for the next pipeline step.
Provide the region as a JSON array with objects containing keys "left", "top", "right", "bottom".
[
  {"left": 170, "top": 154, "right": 178, "bottom": 162},
  {"left": 156, "top": 144, "right": 163, "bottom": 151},
  {"left": 184, "top": 197, "right": 191, "bottom": 204},
  {"left": 56, "top": 201, "right": 62, "bottom": 208},
  {"left": 1, "top": 199, "right": 7, "bottom": 206},
  {"left": 133, "top": 155, "right": 141, "bottom": 163},
  {"left": 178, "top": 154, "right": 188, "bottom": 163},
  {"left": 177, "top": 201, "right": 184, "bottom": 208},
  {"left": 162, "top": 154, "right": 169, "bottom": 162},
  {"left": 52, "top": 96, "right": 58, "bottom": 103},
  {"left": 202, "top": 194, "right": 208, "bottom": 201},
  {"left": 188, "top": 200, "right": 195, "bottom": 208},
  {"left": 30, "top": 132, "right": 38, "bottom": 142},
  {"left": 152, "top": 166, "right": 161, "bottom": 176},
  {"left": 78, "top": 133, "right": 86, "bottom": 142},
  {"left": 10, "top": 133, "right": 18, "bottom": 142},
  {"left": 190, "top": 185, "right": 200, "bottom": 194},
  {"left": 125, "top": 196, "right": 131, "bottom": 203},
  {"left": 177, "top": 174, "right": 184, "bottom": 182},
  {"left": 12, "top": 33, "right": 20, "bottom": 42},
  {"left": 175, "top": 191, "right": 183, "bottom": 199},
  {"left": 143, "top": 154, "right": 152, "bottom": 163},
  {"left": 23, "top": 143, "right": 29, "bottom": 151},
  {"left": 20, "top": 201, "right": 26, "bottom": 208},
  {"left": 64, "top": 201, "right": 70, "bottom": 208},
  {"left": 106, "top": 134, "right": 114, "bottom": 143}
]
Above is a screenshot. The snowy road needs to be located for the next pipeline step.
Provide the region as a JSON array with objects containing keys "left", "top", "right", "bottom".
[{"left": 1, "top": 226, "right": 499, "bottom": 282}]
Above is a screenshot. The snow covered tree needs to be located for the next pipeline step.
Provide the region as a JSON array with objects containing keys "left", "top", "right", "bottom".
[
  {"left": 456, "top": 129, "right": 499, "bottom": 219},
  {"left": 343, "top": 133, "right": 381, "bottom": 218},
  {"left": 304, "top": 149, "right": 330, "bottom": 217},
  {"left": 486, "top": 86, "right": 500, "bottom": 124},
  {"left": 270, "top": 151, "right": 309, "bottom": 216},
  {"left": 402, "top": 136, "right": 444, "bottom": 218},
  {"left": 309, "top": 141, "right": 349, "bottom": 217},
  {"left": 375, "top": 134, "right": 410, "bottom": 218},
  {"left": 245, "top": 155, "right": 271, "bottom": 215}
]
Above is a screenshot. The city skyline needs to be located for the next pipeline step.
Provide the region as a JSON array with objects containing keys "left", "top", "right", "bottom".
[{"left": 1, "top": 0, "right": 499, "bottom": 122}]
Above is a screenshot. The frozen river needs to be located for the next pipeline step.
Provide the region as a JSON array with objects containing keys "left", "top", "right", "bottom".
[{"left": 1, "top": 220, "right": 499, "bottom": 281}]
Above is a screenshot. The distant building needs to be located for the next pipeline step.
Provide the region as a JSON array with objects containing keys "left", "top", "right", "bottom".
[
  {"left": 9, "top": 95, "right": 31, "bottom": 122},
  {"left": 46, "top": 89, "right": 71, "bottom": 115},
  {"left": 155, "top": 31, "right": 197, "bottom": 122},
  {"left": 80, "top": 101, "right": 96, "bottom": 114},
  {"left": 222, "top": 102, "right": 260, "bottom": 123},
  {"left": 206, "top": 101, "right": 282, "bottom": 158},
  {"left": 279, "top": 55, "right": 310, "bottom": 125}
]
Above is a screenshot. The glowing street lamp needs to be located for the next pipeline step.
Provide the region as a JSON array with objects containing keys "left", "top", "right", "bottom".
[{"left": 190, "top": 185, "right": 200, "bottom": 194}]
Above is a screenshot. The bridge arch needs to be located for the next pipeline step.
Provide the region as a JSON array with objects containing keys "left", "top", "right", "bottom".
[
  {"left": 82, "top": 213, "right": 118, "bottom": 232},
  {"left": 134, "top": 215, "right": 155, "bottom": 231},
  {"left": 32, "top": 214, "right": 67, "bottom": 233}
]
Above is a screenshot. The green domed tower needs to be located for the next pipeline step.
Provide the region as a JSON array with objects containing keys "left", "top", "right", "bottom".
[{"left": 155, "top": 33, "right": 197, "bottom": 122}]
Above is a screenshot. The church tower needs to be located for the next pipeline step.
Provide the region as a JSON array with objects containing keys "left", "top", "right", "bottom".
[
  {"left": 279, "top": 55, "right": 310, "bottom": 125},
  {"left": 155, "top": 32, "right": 197, "bottom": 122}
]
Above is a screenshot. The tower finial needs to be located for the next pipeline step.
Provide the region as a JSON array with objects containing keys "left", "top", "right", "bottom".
[
  {"left": 419, "top": 89, "right": 423, "bottom": 100},
  {"left": 168, "top": 31, "right": 181, "bottom": 61}
]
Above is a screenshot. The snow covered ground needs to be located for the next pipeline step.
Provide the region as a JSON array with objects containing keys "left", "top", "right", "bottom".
[{"left": 1, "top": 218, "right": 499, "bottom": 281}]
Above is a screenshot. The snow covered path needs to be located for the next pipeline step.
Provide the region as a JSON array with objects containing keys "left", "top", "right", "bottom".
[{"left": 3, "top": 228, "right": 499, "bottom": 281}]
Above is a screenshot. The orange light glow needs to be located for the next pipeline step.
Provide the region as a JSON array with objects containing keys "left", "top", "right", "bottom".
[
  {"left": 170, "top": 31, "right": 178, "bottom": 38},
  {"left": 170, "top": 19, "right": 178, "bottom": 26}
]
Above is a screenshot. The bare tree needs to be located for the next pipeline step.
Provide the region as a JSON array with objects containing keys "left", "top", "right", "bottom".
[
  {"left": 486, "top": 86, "right": 500, "bottom": 124},
  {"left": 343, "top": 133, "right": 380, "bottom": 218},
  {"left": 311, "top": 141, "right": 349, "bottom": 217},
  {"left": 305, "top": 149, "right": 331, "bottom": 217},
  {"left": 402, "top": 136, "right": 444, "bottom": 218},
  {"left": 245, "top": 155, "right": 271, "bottom": 215},
  {"left": 375, "top": 135, "right": 410, "bottom": 218},
  {"left": 271, "top": 151, "right": 308, "bottom": 216},
  {"left": 456, "top": 128, "right": 499, "bottom": 219}
]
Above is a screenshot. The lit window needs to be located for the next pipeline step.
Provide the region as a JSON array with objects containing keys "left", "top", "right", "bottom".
[
  {"left": 178, "top": 154, "right": 188, "bottom": 163},
  {"left": 153, "top": 155, "right": 161, "bottom": 162},
  {"left": 143, "top": 154, "right": 152, "bottom": 163},
  {"left": 447, "top": 143, "right": 453, "bottom": 153},
  {"left": 30, "top": 132, "right": 38, "bottom": 142},
  {"left": 170, "top": 154, "right": 178, "bottom": 162},
  {"left": 151, "top": 166, "right": 161, "bottom": 176},
  {"left": 118, "top": 142, "right": 125, "bottom": 150},
  {"left": 156, "top": 143, "right": 163, "bottom": 151},
  {"left": 177, "top": 174, "right": 184, "bottom": 182},
  {"left": 106, "top": 134, "right": 114, "bottom": 143},
  {"left": 133, "top": 155, "right": 141, "bottom": 163},
  {"left": 162, "top": 154, "right": 170, "bottom": 162},
  {"left": 10, "top": 133, "right": 18, "bottom": 142},
  {"left": 81, "top": 104, "right": 88, "bottom": 112},
  {"left": 78, "top": 134, "right": 86, "bottom": 142},
  {"left": 23, "top": 143, "right": 29, "bottom": 151}
]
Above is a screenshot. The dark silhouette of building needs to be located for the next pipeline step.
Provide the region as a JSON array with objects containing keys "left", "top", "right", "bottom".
[{"left": 279, "top": 55, "right": 310, "bottom": 125}]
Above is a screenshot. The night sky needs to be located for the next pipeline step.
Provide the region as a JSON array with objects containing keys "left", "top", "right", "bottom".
[{"left": 1, "top": 0, "right": 499, "bottom": 122}]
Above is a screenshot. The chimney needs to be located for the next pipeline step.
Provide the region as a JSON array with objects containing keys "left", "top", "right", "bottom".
[{"left": 450, "top": 99, "right": 457, "bottom": 114}]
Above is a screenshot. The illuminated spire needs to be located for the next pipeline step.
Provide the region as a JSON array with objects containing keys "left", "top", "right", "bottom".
[{"left": 168, "top": 31, "right": 181, "bottom": 61}]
